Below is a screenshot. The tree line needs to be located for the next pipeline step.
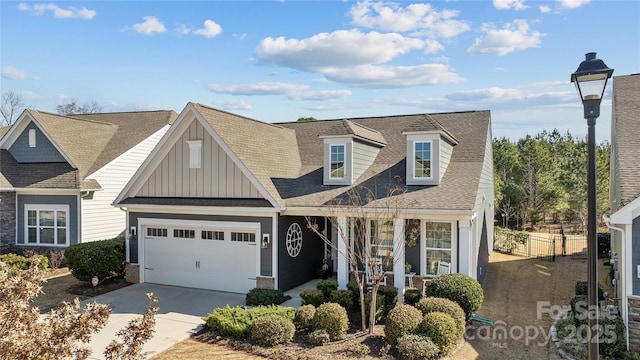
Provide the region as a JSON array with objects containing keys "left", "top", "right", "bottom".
[{"left": 494, "top": 129, "right": 610, "bottom": 232}]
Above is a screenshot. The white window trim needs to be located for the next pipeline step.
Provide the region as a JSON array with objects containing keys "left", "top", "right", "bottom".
[
  {"left": 412, "top": 140, "right": 434, "bottom": 180},
  {"left": 187, "top": 140, "right": 202, "bottom": 169},
  {"left": 24, "top": 204, "right": 69, "bottom": 246},
  {"left": 329, "top": 144, "right": 346, "bottom": 179},
  {"left": 420, "top": 220, "right": 456, "bottom": 277}
]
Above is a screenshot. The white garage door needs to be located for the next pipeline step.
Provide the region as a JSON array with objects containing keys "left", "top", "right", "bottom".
[{"left": 142, "top": 222, "right": 258, "bottom": 293}]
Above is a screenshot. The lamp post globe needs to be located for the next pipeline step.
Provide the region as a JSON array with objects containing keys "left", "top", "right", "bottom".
[{"left": 570, "top": 52, "right": 613, "bottom": 360}]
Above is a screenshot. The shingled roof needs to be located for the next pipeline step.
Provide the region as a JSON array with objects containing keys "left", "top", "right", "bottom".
[
  {"left": 191, "top": 103, "right": 491, "bottom": 211},
  {"left": 0, "top": 109, "right": 177, "bottom": 190},
  {"left": 611, "top": 74, "right": 640, "bottom": 209}
]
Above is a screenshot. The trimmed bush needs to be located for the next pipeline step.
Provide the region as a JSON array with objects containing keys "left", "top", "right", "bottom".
[
  {"left": 250, "top": 314, "right": 295, "bottom": 346},
  {"left": 415, "top": 297, "right": 466, "bottom": 338},
  {"left": 404, "top": 288, "right": 422, "bottom": 306},
  {"left": 363, "top": 292, "right": 384, "bottom": 323},
  {"left": 384, "top": 304, "right": 423, "bottom": 346},
  {"left": 425, "top": 273, "right": 484, "bottom": 320},
  {"left": 203, "top": 305, "right": 295, "bottom": 339},
  {"left": 330, "top": 289, "right": 353, "bottom": 309},
  {"left": 569, "top": 294, "right": 587, "bottom": 326},
  {"left": 378, "top": 285, "right": 398, "bottom": 318},
  {"left": 300, "top": 289, "right": 325, "bottom": 307},
  {"left": 316, "top": 280, "right": 338, "bottom": 301},
  {"left": 246, "top": 288, "right": 291, "bottom": 306},
  {"left": 64, "top": 237, "right": 125, "bottom": 282},
  {"left": 312, "top": 303, "right": 349, "bottom": 341},
  {"left": 418, "top": 312, "right": 458, "bottom": 353},
  {"left": 574, "top": 280, "right": 605, "bottom": 301},
  {"left": 598, "top": 313, "right": 626, "bottom": 358},
  {"left": 396, "top": 334, "right": 440, "bottom": 360},
  {"left": 307, "top": 329, "right": 331, "bottom": 346},
  {"left": 294, "top": 304, "right": 316, "bottom": 331},
  {"left": 347, "top": 280, "right": 367, "bottom": 309},
  {"left": 0, "top": 253, "right": 48, "bottom": 273}
]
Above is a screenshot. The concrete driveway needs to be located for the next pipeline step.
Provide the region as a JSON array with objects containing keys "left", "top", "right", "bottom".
[{"left": 82, "top": 283, "right": 245, "bottom": 360}]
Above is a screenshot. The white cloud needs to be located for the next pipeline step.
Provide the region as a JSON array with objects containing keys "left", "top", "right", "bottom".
[
  {"left": 208, "top": 82, "right": 308, "bottom": 96},
  {"left": 323, "top": 64, "right": 464, "bottom": 88},
  {"left": 445, "top": 86, "right": 575, "bottom": 108},
  {"left": 539, "top": 5, "right": 551, "bottom": 13},
  {"left": 493, "top": 0, "right": 528, "bottom": 10},
  {"left": 256, "top": 29, "right": 424, "bottom": 71},
  {"left": 18, "top": 3, "right": 96, "bottom": 19},
  {"left": 287, "top": 90, "right": 352, "bottom": 101},
  {"left": 467, "top": 19, "right": 544, "bottom": 56},
  {"left": 1, "top": 66, "right": 29, "bottom": 80},
  {"left": 423, "top": 39, "right": 444, "bottom": 54},
  {"left": 193, "top": 19, "right": 222, "bottom": 38},
  {"left": 131, "top": 16, "right": 166, "bottom": 35},
  {"left": 213, "top": 99, "right": 252, "bottom": 110},
  {"left": 1, "top": 66, "right": 39, "bottom": 80},
  {"left": 349, "top": 1, "right": 470, "bottom": 38},
  {"left": 559, "top": 0, "right": 590, "bottom": 9}
]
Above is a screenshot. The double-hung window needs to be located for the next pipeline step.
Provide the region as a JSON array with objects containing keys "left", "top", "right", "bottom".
[
  {"left": 330, "top": 144, "right": 345, "bottom": 179},
  {"left": 414, "top": 141, "right": 432, "bottom": 178},
  {"left": 370, "top": 219, "right": 394, "bottom": 269},
  {"left": 25, "top": 205, "right": 69, "bottom": 246},
  {"left": 424, "top": 222, "right": 452, "bottom": 275}
]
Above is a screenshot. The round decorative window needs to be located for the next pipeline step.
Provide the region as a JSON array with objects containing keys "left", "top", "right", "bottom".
[{"left": 286, "top": 223, "right": 303, "bottom": 258}]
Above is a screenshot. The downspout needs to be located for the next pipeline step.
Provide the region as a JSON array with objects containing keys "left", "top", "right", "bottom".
[{"left": 603, "top": 214, "right": 627, "bottom": 350}]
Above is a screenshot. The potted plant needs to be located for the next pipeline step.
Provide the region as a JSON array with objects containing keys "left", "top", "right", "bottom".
[{"left": 405, "top": 262, "right": 412, "bottom": 274}]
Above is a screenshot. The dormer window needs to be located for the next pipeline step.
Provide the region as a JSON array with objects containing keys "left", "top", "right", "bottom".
[
  {"left": 330, "top": 144, "right": 345, "bottom": 179},
  {"left": 414, "top": 141, "right": 432, "bottom": 179}
]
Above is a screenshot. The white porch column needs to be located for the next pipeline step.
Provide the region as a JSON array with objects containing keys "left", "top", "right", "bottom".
[
  {"left": 393, "top": 218, "right": 405, "bottom": 303},
  {"left": 458, "top": 219, "right": 473, "bottom": 277},
  {"left": 337, "top": 216, "right": 349, "bottom": 290}
]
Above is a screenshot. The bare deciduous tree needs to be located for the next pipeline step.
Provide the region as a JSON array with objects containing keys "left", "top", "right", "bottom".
[
  {"left": 0, "top": 90, "right": 26, "bottom": 126},
  {"left": 0, "top": 258, "right": 158, "bottom": 360},
  {"left": 56, "top": 99, "right": 103, "bottom": 115},
  {"left": 306, "top": 185, "right": 415, "bottom": 334}
]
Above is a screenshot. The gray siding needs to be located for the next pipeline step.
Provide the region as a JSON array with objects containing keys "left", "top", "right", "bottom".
[
  {"left": 9, "top": 122, "right": 67, "bottom": 163},
  {"left": 633, "top": 216, "right": 640, "bottom": 296},
  {"left": 128, "top": 212, "right": 272, "bottom": 276},
  {"left": 439, "top": 140, "right": 454, "bottom": 182},
  {"left": 278, "top": 216, "right": 325, "bottom": 291},
  {"left": 136, "top": 118, "right": 263, "bottom": 199},
  {"left": 16, "top": 194, "right": 79, "bottom": 246},
  {"left": 352, "top": 140, "right": 380, "bottom": 181}
]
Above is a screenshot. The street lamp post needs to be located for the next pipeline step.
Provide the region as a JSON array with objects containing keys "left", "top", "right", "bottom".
[{"left": 571, "top": 52, "right": 614, "bottom": 360}]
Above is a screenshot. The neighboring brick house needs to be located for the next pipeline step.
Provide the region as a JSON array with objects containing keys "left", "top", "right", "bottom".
[
  {"left": 607, "top": 73, "right": 640, "bottom": 351},
  {"left": 0, "top": 109, "right": 177, "bottom": 253},
  {"left": 114, "top": 102, "right": 495, "bottom": 295}
]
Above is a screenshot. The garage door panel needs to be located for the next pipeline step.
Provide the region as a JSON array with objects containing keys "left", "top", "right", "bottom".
[{"left": 143, "top": 225, "right": 257, "bottom": 293}]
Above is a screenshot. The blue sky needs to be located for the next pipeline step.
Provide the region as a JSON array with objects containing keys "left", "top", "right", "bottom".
[{"left": 1, "top": 0, "right": 638, "bottom": 142}]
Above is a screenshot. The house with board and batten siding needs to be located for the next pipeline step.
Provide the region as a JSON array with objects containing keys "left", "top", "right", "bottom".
[
  {"left": 114, "top": 102, "right": 495, "bottom": 295},
  {"left": 0, "top": 109, "right": 177, "bottom": 253}
]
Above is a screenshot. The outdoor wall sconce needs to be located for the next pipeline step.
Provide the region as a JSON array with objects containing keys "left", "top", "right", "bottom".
[{"left": 262, "top": 234, "right": 270, "bottom": 249}]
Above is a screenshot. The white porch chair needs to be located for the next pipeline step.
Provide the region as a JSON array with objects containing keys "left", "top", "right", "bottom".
[
  {"left": 365, "top": 258, "right": 387, "bottom": 286},
  {"left": 437, "top": 261, "right": 451, "bottom": 275}
]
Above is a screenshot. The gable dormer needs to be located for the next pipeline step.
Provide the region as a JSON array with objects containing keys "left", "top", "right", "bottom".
[
  {"left": 403, "top": 128, "right": 457, "bottom": 186},
  {"left": 320, "top": 120, "right": 386, "bottom": 186}
]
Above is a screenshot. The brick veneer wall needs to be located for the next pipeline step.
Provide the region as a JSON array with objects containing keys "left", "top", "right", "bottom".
[
  {"left": 629, "top": 297, "right": 640, "bottom": 352},
  {"left": 0, "top": 192, "right": 16, "bottom": 252}
]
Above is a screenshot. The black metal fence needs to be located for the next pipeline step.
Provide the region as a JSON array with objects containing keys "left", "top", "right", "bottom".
[{"left": 493, "top": 232, "right": 587, "bottom": 261}]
